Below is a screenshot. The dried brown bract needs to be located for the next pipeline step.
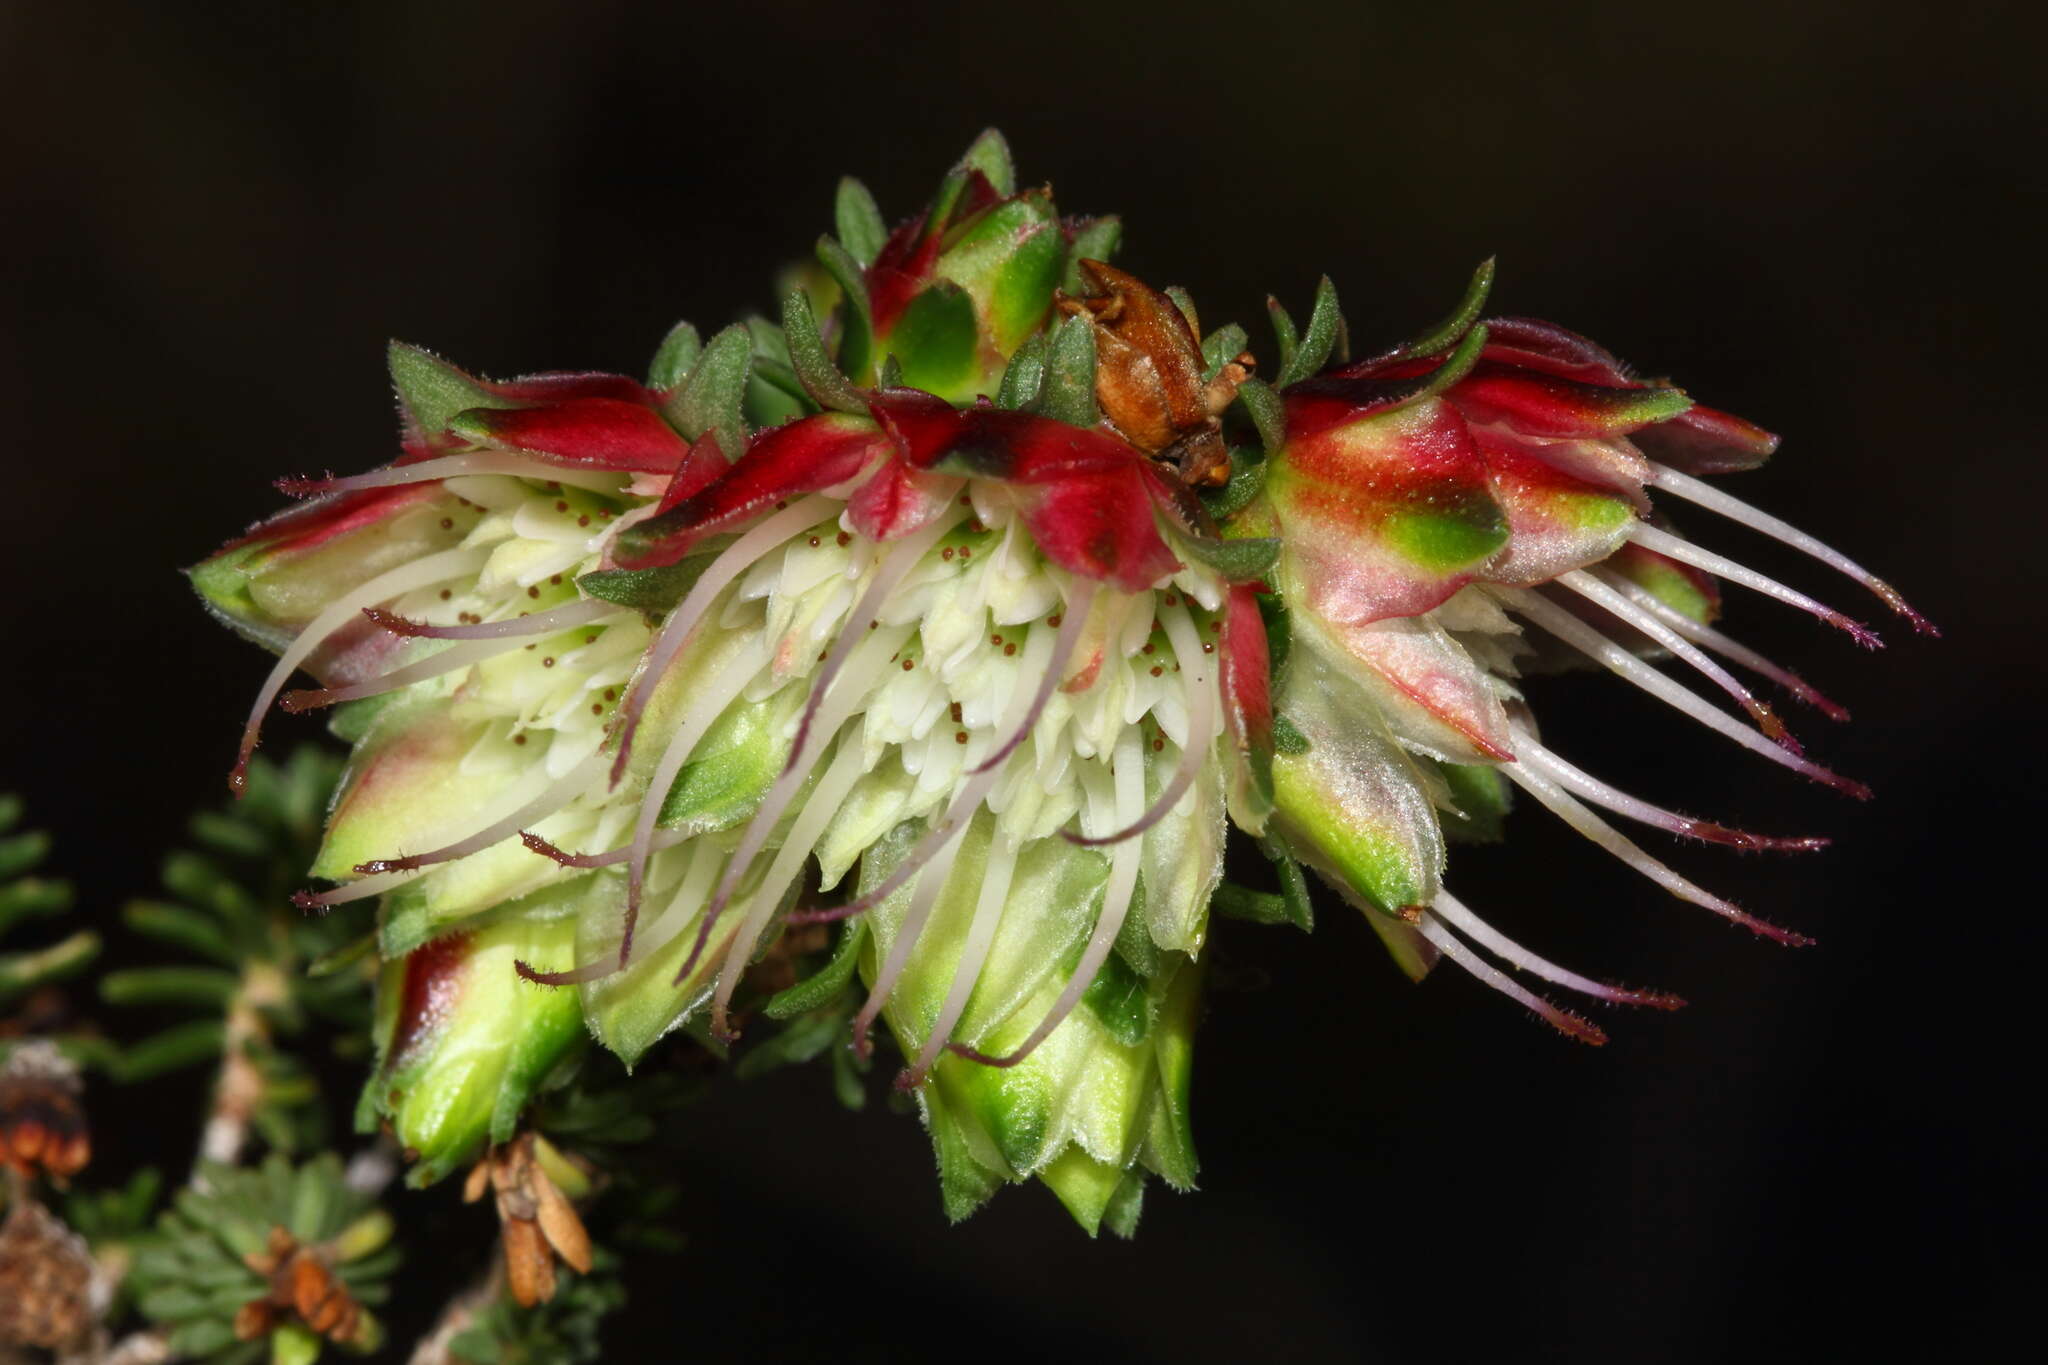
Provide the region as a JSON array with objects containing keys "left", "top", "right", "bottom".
[
  {"left": 235, "top": 1224, "right": 366, "bottom": 1345},
  {"left": 0, "top": 1197, "right": 95, "bottom": 1351},
  {"left": 465, "top": 1134, "right": 593, "bottom": 1308},
  {"left": 0, "top": 1040, "right": 90, "bottom": 1185}
]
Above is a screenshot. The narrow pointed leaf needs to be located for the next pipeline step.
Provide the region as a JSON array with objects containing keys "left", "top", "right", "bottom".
[
  {"left": 834, "top": 176, "right": 889, "bottom": 267},
  {"left": 781, "top": 290, "right": 868, "bottom": 414}
]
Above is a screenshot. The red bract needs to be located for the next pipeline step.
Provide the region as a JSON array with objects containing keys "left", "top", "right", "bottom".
[{"left": 618, "top": 389, "right": 1188, "bottom": 592}]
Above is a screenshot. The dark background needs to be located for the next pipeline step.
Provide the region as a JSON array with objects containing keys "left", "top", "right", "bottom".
[{"left": 3, "top": 1, "right": 2038, "bottom": 1360}]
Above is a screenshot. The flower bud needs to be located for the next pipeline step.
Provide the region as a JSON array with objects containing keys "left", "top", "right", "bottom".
[{"left": 366, "top": 908, "right": 584, "bottom": 1184}]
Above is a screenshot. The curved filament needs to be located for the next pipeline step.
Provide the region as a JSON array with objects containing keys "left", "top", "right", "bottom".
[
  {"left": 1429, "top": 888, "right": 1684, "bottom": 1009},
  {"left": 1494, "top": 586, "right": 1868, "bottom": 798},
  {"left": 1647, "top": 462, "right": 1935, "bottom": 635},
  {"left": 1064, "top": 602, "right": 1216, "bottom": 847},
  {"left": 1591, "top": 568, "right": 1850, "bottom": 721},
  {"left": 1555, "top": 569, "right": 1796, "bottom": 750},
  {"left": 351, "top": 749, "right": 609, "bottom": 875},
  {"left": 1627, "top": 524, "right": 1879, "bottom": 648},
  {"left": 947, "top": 725, "right": 1146, "bottom": 1070},
  {"left": 279, "top": 455, "right": 629, "bottom": 498},
  {"left": 1497, "top": 756, "right": 1813, "bottom": 946},
  {"left": 1415, "top": 912, "right": 1607, "bottom": 1044},
  {"left": 706, "top": 736, "right": 872, "bottom": 1038},
  {"left": 233, "top": 547, "right": 488, "bottom": 793},
  {"left": 363, "top": 597, "right": 622, "bottom": 641},
  {"left": 610, "top": 495, "right": 839, "bottom": 786},
  {"left": 1509, "top": 725, "right": 1827, "bottom": 852},
  {"left": 900, "top": 830, "right": 1020, "bottom": 1088}
]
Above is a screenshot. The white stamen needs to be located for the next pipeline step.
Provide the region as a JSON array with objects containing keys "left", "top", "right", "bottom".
[
  {"left": 1415, "top": 912, "right": 1607, "bottom": 1044},
  {"left": 1065, "top": 602, "right": 1215, "bottom": 847},
  {"left": 824, "top": 584, "right": 1098, "bottom": 940},
  {"left": 789, "top": 512, "right": 966, "bottom": 765},
  {"left": 1510, "top": 724, "right": 1828, "bottom": 852},
  {"left": 1498, "top": 754, "right": 1812, "bottom": 945},
  {"left": 235, "top": 547, "right": 489, "bottom": 791},
  {"left": 366, "top": 597, "right": 622, "bottom": 642},
  {"left": 1591, "top": 568, "right": 1850, "bottom": 721},
  {"left": 707, "top": 736, "right": 871, "bottom": 1036},
  {"left": 610, "top": 495, "right": 840, "bottom": 784},
  {"left": 1491, "top": 586, "right": 1868, "bottom": 797},
  {"left": 903, "top": 830, "right": 1020, "bottom": 1086},
  {"left": 952, "top": 724, "right": 1146, "bottom": 1069},
  {"left": 1628, "top": 523, "right": 1880, "bottom": 648},
  {"left": 1647, "top": 462, "right": 1934, "bottom": 634},
  {"left": 353, "top": 749, "right": 609, "bottom": 874},
  {"left": 282, "top": 455, "right": 629, "bottom": 497},
  {"left": 282, "top": 618, "right": 621, "bottom": 712},
  {"left": 521, "top": 837, "right": 726, "bottom": 987},
  {"left": 1429, "top": 888, "right": 1683, "bottom": 1008},
  {"left": 690, "top": 623, "right": 913, "bottom": 989},
  {"left": 619, "top": 638, "right": 772, "bottom": 965},
  {"left": 1555, "top": 569, "right": 1795, "bottom": 749}
]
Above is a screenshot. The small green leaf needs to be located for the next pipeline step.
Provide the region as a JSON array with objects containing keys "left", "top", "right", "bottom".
[
  {"left": 188, "top": 810, "right": 271, "bottom": 860},
  {"left": 1210, "top": 883, "right": 1289, "bottom": 924},
  {"left": 815, "top": 234, "right": 873, "bottom": 380},
  {"left": 116, "top": 1019, "right": 226, "bottom": 1081},
  {"left": 1102, "top": 1168, "right": 1147, "bottom": 1239},
  {"left": 101, "top": 965, "right": 240, "bottom": 1009},
  {"left": 780, "top": 290, "right": 867, "bottom": 414},
  {"left": 1271, "top": 715, "right": 1310, "bottom": 756},
  {"left": 1265, "top": 296, "right": 1299, "bottom": 378},
  {"left": 646, "top": 320, "right": 702, "bottom": 391},
  {"left": 1181, "top": 535, "right": 1280, "bottom": 582},
  {"left": 1197, "top": 448, "right": 1267, "bottom": 520},
  {"left": 955, "top": 127, "right": 1016, "bottom": 196},
  {"left": 1235, "top": 377, "right": 1285, "bottom": 455},
  {"left": 1200, "top": 322, "right": 1249, "bottom": 383},
  {"left": 763, "top": 921, "right": 867, "bottom": 1020},
  {"left": 1082, "top": 947, "right": 1149, "bottom": 1046},
  {"left": 1256, "top": 837, "right": 1317, "bottom": 931},
  {"left": 0, "top": 877, "right": 71, "bottom": 938},
  {"left": 1163, "top": 285, "right": 1200, "bottom": 336},
  {"left": 995, "top": 331, "right": 1048, "bottom": 409},
  {"left": 0, "top": 828, "right": 50, "bottom": 880},
  {"left": 1435, "top": 760, "right": 1513, "bottom": 844},
  {"left": 121, "top": 901, "right": 238, "bottom": 965},
  {"left": 0, "top": 930, "right": 99, "bottom": 1001},
  {"left": 1277, "top": 276, "right": 1341, "bottom": 387},
  {"left": 1401, "top": 320, "right": 1490, "bottom": 408},
  {"left": 834, "top": 176, "right": 889, "bottom": 268},
  {"left": 306, "top": 931, "right": 377, "bottom": 979},
  {"left": 662, "top": 323, "right": 751, "bottom": 443},
  {"left": 734, "top": 1007, "right": 844, "bottom": 1079},
  {"left": 831, "top": 1044, "right": 868, "bottom": 1111},
  {"left": 1402, "top": 257, "right": 1496, "bottom": 359},
  {"left": 1061, "top": 217, "right": 1122, "bottom": 294},
  {"left": 388, "top": 343, "right": 514, "bottom": 443},
  {"left": 1034, "top": 316, "right": 1099, "bottom": 427}
]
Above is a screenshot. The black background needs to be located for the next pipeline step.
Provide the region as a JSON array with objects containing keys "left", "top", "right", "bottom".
[{"left": 2, "top": 2, "right": 2038, "bottom": 1360}]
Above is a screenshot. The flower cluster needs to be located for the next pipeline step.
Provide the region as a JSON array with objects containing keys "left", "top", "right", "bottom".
[{"left": 193, "top": 131, "right": 1928, "bottom": 1233}]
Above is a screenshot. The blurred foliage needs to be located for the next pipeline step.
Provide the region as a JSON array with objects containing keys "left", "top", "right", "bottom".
[{"left": 128, "top": 1152, "right": 396, "bottom": 1362}]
